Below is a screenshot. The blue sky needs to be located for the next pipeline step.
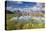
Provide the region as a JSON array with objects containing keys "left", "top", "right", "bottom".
[
  {"left": 5, "top": 1, "right": 45, "bottom": 11},
  {"left": 6, "top": 1, "right": 36, "bottom": 8}
]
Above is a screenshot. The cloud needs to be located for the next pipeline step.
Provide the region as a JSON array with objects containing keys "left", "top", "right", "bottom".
[
  {"left": 16, "top": 1, "right": 23, "bottom": 4},
  {"left": 6, "top": 2, "right": 44, "bottom": 12},
  {"left": 31, "top": 6, "right": 41, "bottom": 11},
  {"left": 6, "top": 7, "right": 13, "bottom": 11},
  {"left": 31, "top": 3, "right": 45, "bottom": 11}
]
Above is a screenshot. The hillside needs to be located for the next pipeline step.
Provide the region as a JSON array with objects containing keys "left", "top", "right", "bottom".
[{"left": 5, "top": 10, "right": 14, "bottom": 14}]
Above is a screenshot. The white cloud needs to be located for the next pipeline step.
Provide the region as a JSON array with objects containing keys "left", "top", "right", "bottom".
[
  {"left": 16, "top": 1, "right": 23, "bottom": 4},
  {"left": 31, "top": 3, "right": 45, "bottom": 11},
  {"left": 6, "top": 7, "right": 13, "bottom": 11},
  {"left": 6, "top": 3, "right": 44, "bottom": 12},
  {"left": 36, "top": 3, "right": 44, "bottom": 8}
]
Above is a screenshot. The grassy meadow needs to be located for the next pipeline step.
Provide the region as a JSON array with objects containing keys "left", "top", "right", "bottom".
[{"left": 6, "top": 14, "right": 45, "bottom": 30}]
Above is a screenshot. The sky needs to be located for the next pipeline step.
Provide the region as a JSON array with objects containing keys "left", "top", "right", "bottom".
[
  {"left": 5, "top": 1, "right": 45, "bottom": 11},
  {"left": 6, "top": 1, "right": 36, "bottom": 8}
]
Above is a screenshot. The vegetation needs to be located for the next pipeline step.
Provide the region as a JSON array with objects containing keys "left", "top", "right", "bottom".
[
  {"left": 6, "top": 14, "right": 45, "bottom": 30},
  {"left": 5, "top": 10, "right": 15, "bottom": 14}
]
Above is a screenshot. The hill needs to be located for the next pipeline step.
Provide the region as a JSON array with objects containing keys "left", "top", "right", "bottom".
[{"left": 5, "top": 10, "right": 14, "bottom": 14}]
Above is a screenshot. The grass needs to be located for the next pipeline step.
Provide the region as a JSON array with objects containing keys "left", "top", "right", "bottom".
[{"left": 6, "top": 14, "right": 45, "bottom": 30}]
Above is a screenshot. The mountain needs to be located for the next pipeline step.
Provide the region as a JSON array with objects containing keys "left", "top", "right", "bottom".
[{"left": 5, "top": 10, "right": 14, "bottom": 14}]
